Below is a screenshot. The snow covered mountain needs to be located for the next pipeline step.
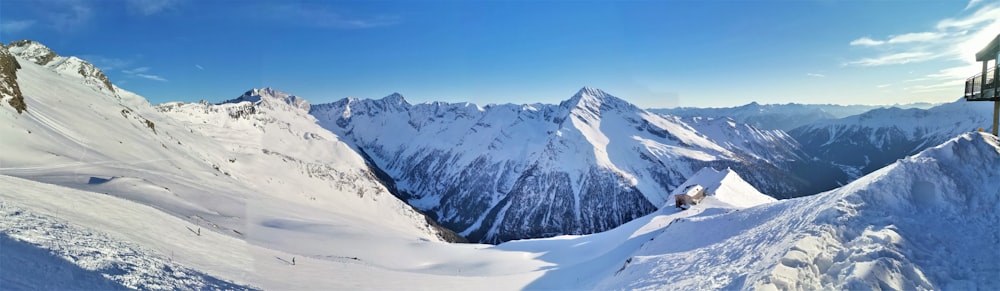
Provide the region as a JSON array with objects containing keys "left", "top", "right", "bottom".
[
  {"left": 0, "top": 39, "right": 459, "bottom": 284},
  {"left": 598, "top": 132, "right": 1000, "bottom": 289},
  {"left": 789, "top": 99, "right": 994, "bottom": 182},
  {"left": 310, "top": 87, "right": 830, "bottom": 242},
  {"left": 3, "top": 39, "right": 998, "bottom": 290},
  {"left": 652, "top": 102, "right": 936, "bottom": 131}
]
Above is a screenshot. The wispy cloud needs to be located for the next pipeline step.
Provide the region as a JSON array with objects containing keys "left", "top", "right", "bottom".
[
  {"left": 44, "top": 0, "right": 94, "bottom": 33},
  {"left": 135, "top": 73, "right": 167, "bottom": 82},
  {"left": 806, "top": 73, "right": 826, "bottom": 78},
  {"left": 1, "top": 20, "right": 36, "bottom": 34},
  {"left": 876, "top": 84, "right": 892, "bottom": 88},
  {"left": 82, "top": 55, "right": 133, "bottom": 71},
  {"left": 849, "top": 32, "right": 945, "bottom": 47},
  {"left": 850, "top": 37, "right": 884, "bottom": 46},
  {"left": 846, "top": 51, "right": 936, "bottom": 66},
  {"left": 265, "top": 4, "right": 400, "bottom": 29},
  {"left": 122, "top": 66, "right": 167, "bottom": 82},
  {"left": 126, "top": 0, "right": 182, "bottom": 15},
  {"left": 845, "top": 1, "right": 1000, "bottom": 96},
  {"left": 122, "top": 67, "right": 150, "bottom": 74},
  {"left": 965, "top": 0, "right": 984, "bottom": 11},
  {"left": 195, "top": 64, "right": 204, "bottom": 70}
]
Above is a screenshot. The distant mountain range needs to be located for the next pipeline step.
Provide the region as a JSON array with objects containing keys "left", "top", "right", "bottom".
[{"left": 652, "top": 102, "right": 938, "bottom": 131}]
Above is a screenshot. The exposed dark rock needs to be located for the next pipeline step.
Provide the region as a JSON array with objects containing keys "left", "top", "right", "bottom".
[{"left": 0, "top": 45, "right": 25, "bottom": 114}]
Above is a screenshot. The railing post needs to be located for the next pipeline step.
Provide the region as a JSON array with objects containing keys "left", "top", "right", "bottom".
[
  {"left": 994, "top": 59, "right": 999, "bottom": 98},
  {"left": 993, "top": 101, "right": 998, "bottom": 136},
  {"left": 984, "top": 61, "right": 990, "bottom": 98}
]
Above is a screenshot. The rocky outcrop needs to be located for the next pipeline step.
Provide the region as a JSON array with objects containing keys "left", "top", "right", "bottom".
[
  {"left": 0, "top": 44, "right": 25, "bottom": 113},
  {"left": 7, "top": 40, "right": 115, "bottom": 93}
]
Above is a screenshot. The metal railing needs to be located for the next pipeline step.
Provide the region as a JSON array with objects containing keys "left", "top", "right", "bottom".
[{"left": 966, "top": 65, "right": 998, "bottom": 100}]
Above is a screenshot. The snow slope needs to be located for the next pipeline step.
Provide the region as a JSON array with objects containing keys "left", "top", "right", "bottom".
[
  {"left": 0, "top": 39, "right": 460, "bottom": 284},
  {"left": 311, "top": 87, "right": 818, "bottom": 242},
  {"left": 0, "top": 163, "right": 774, "bottom": 290},
  {"left": 600, "top": 132, "right": 1000, "bottom": 290},
  {"left": 8, "top": 131, "right": 998, "bottom": 290}
]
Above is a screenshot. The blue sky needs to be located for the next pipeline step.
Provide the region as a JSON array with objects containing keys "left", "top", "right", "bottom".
[{"left": 1, "top": 0, "right": 998, "bottom": 108}]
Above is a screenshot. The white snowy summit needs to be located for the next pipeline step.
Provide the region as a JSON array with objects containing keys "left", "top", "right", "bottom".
[{"left": 221, "top": 87, "right": 311, "bottom": 112}]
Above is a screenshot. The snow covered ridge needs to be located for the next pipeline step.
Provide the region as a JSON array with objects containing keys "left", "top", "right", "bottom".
[
  {"left": 219, "top": 87, "right": 312, "bottom": 112},
  {"left": 6, "top": 40, "right": 115, "bottom": 94},
  {"left": 310, "top": 86, "right": 832, "bottom": 243},
  {"left": 602, "top": 132, "right": 1000, "bottom": 290},
  {"left": 653, "top": 101, "right": 938, "bottom": 131},
  {"left": 790, "top": 99, "right": 995, "bottom": 182}
]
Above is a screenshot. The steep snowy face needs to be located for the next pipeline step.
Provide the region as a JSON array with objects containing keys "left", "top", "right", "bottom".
[
  {"left": 221, "top": 87, "right": 311, "bottom": 112},
  {"left": 600, "top": 132, "right": 1000, "bottom": 290},
  {"left": 681, "top": 116, "right": 804, "bottom": 163},
  {"left": 6, "top": 40, "right": 114, "bottom": 93},
  {"left": 789, "top": 100, "right": 994, "bottom": 182},
  {"left": 311, "top": 87, "right": 812, "bottom": 243}
]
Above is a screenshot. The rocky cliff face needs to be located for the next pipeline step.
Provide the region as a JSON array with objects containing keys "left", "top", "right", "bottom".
[{"left": 0, "top": 44, "right": 25, "bottom": 113}]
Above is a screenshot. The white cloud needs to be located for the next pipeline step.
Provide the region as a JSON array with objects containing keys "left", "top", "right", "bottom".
[
  {"left": 845, "top": 2, "right": 999, "bottom": 79},
  {"left": 849, "top": 32, "right": 944, "bottom": 46},
  {"left": 877, "top": 84, "right": 892, "bottom": 88},
  {"left": 1, "top": 20, "right": 36, "bottom": 34},
  {"left": 966, "top": 0, "right": 984, "bottom": 10},
  {"left": 122, "top": 67, "right": 150, "bottom": 74},
  {"left": 135, "top": 73, "right": 167, "bottom": 82},
  {"left": 905, "top": 79, "right": 965, "bottom": 93},
  {"left": 266, "top": 4, "right": 400, "bottom": 29},
  {"left": 887, "top": 32, "right": 945, "bottom": 44},
  {"left": 850, "top": 37, "right": 885, "bottom": 46},
  {"left": 127, "top": 0, "right": 182, "bottom": 15},
  {"left": 46, "top": 0, "right": 93, "bottom": 33},
  {"left": 122, "top": 66, "right": 167, "bottom": 82},
  {"left": 846, "top": 52, "right": 935, "bottom": 67},
  {"left": 80, "top": 55, "right": 132, "bottom": 71},
  {"left": 806, "top": 73, "right": 826, "bottom": 78},
  {"left": 195, "top": 64, "right": 204, "bottom": 70}
]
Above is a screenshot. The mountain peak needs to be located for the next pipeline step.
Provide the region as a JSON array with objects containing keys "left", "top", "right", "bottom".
[
  {"left": 223, "top": 87, "right": 311, "bottom": 111},
  {"left": 576, "top": 86, "right": 610, "bottom": 98},
  {"left": 6, "top": 40, "right": 57, "bottom": 66},
  {"left": 376, "top": 92, "right": 411, "bottom": 111},
  {"left": 561, "top": 86, "right": 635, "bottom": 112}
]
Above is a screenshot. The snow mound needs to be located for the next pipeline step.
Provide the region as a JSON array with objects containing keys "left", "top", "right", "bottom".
[{"left": 672, "top": 167, "right": 777, "bottom": 208}]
